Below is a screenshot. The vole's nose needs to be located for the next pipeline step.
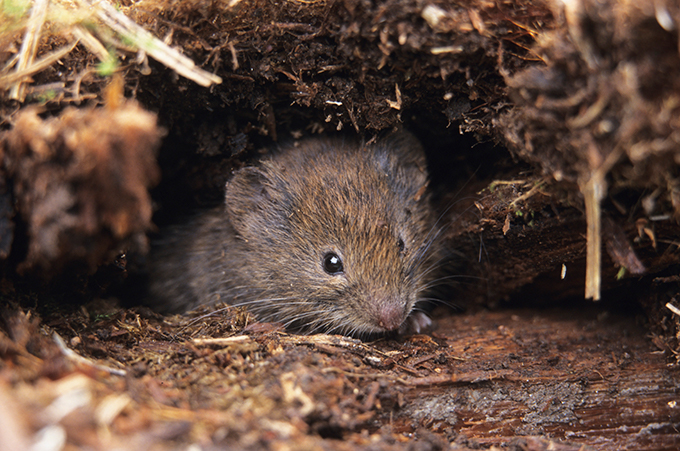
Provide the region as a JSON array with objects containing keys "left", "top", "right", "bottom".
[{"left": 375, "top": 302, "right": 406, "bottom": 331}]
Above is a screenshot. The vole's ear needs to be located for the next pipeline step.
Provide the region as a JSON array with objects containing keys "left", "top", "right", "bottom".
[
  {"left": 378, "top": 131, "right": 428, "bottom": 171},
  {"left": 225, "top": 166, "right": 269, "bottom": 231},
  {"left": 374, "top": 131, "right": 429, "bottom": 199}
]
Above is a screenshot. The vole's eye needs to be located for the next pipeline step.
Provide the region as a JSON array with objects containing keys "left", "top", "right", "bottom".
[
  {"left": 398, "top": 237, "right": 405, "bottom": 253},
  {"left": 323, "top": 252, "right": 344, "bottom": 275}
]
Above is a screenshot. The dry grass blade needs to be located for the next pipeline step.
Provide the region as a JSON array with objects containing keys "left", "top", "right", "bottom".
[
  {"left": 9, "top": 0, "right": 50, "bottom": 100},
  {"left": 0, "top": 40, "right": 79, "bottom": 88},
  {"left": 79, "top": 0, "right": 222, "bottom": 87},
  {"left": 70, "top": 25, "right": 109, "bottom": 61}
]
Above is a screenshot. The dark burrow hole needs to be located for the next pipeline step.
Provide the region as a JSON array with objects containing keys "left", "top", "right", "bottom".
[{"left": 5, "top": 99, "right": 668, "bottom": 337}]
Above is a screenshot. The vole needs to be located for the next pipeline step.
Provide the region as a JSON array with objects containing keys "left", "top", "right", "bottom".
[{"left": 148, "top": 132, "right": 440, "bottom": 336}]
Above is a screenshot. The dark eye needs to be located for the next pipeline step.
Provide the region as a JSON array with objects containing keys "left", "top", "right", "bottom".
[
  {"left": 398, "top": 237, "right": 405, "bottom": 253},
  {"left": 323, "top": 252, "right": 344, "bottom": 275}
]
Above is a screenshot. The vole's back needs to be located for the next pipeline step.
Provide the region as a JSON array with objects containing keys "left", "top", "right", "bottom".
[{"left": 148, "top": 132, "right": 438, "bottom": 335}]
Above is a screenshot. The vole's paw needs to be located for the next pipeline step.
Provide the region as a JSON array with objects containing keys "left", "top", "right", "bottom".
[{"left": 399, "top": 311, "right": 433, "bottom": 335}]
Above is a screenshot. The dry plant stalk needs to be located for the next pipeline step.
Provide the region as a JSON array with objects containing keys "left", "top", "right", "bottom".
[
  {"left": 581, "top": 174, "right": 604, "bottom": 300},
  {"left": 0, "top": 40, "right": 78, "bottom": 88},
  {"left": 8, "top": 0, "right": 50, "bottom": 100},
  {"left": 580, "top": 141, "right": 624, "bottom": 300},
  {"left": 53, "top": 333, "right": 127, "bottom": 376},
  {"left": 3, "top": 0, "right": 222, "bottom": 101},
  {"left": 76, "top": 0, "right": 223, "bottom": 87}
]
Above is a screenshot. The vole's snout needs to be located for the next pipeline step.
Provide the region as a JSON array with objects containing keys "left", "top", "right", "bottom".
[{"left": 373, "top": 301, "right": 408, "bottom": 331}]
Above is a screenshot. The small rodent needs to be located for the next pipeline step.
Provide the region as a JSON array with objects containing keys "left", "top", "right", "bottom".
[{"left": 148, "top": 131, "right": 439, "bottom": 336}]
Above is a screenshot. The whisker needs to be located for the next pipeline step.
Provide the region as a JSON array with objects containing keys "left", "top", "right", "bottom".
[
  {"left": 420, "top": 273, "right": 487, "bottom": 288},
  {"left": 412, "top": 253, "right": 451, "bottom": 283}
]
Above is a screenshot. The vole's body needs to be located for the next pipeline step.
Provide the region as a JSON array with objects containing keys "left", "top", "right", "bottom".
[{"left": 148, "top": 132, "right": 438, "bottom": 336}]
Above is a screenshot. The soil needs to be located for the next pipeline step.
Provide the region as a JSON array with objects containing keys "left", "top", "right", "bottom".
[
  {"left": 1, "top": 0, "right": 679, "bottom": 449},
  {"left": 1, "top": 300, "right": 677, "bottom": 450}
]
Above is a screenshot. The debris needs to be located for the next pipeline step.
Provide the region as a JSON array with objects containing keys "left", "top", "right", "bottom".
[{"left": 1, "top": 99, "right": 162, "bottom": 273}]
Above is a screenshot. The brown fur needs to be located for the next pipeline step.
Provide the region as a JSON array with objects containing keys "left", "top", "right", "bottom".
[{"left": 148, "top": 132, "right": 439, "bottom": 336}]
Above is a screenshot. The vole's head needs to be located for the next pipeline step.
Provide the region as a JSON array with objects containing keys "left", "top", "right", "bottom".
[{"left": 225, "top": 132, "right": 437, "bottom": 336}]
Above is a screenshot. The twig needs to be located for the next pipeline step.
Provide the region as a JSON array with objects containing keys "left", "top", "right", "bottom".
[
  {"left": 508, "top": 178, "right": 547, "bottom": 209},
  {"left": 192, "top": 335, "right": 252, "bottom": 346},
  {"left": 666, "top": 302, "right": 680, "bottom": 317},
  {"left": 53, "top": 333, "right": 127, "bottom": 376},
  {"left": 430, "top": 45, "right": 464, "bottom": 55},
  {"left": 397, "top": 369, "right": 513, "bottom": 386},
  {"left": 322, "top": 367, "right": 513, "bottom": 386},
  {"left": 322, "top": 367, "right": 400, "bottom": 381},
  {"left": 282, "top": 333, "right": 363, "bottom": 349},
  {"left": 70, "top": 67, "right": 97, "bottom": 103}
]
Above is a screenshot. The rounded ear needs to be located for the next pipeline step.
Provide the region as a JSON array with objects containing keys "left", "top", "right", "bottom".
[
  {"left": 225, "top": 166, "right": 269, "bottom": 231},
  {"left": 373, "top": 131, "right": 429, "bottom": 199},
  {"left": 376, "top": 131, "right": 428, "bottom": 172}
]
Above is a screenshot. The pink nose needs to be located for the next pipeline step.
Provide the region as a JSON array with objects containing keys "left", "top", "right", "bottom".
[{"left": 375, "top": 303, "right": 406, "bottom": 331}]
